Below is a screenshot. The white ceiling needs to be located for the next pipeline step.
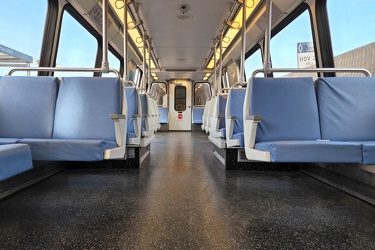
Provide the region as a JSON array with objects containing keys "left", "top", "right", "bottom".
[{"left": 137, "top": 0, "right": 233, "bottom": 81}]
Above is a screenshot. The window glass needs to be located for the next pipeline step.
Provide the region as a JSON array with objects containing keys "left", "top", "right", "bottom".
[
  {"left": 327, "top": 0, "right": 375, "bottom": 76},
  {"left": 150, "top": 82, "right": 168, "bottom": 106},
  {"left": 194, "top": 82, "right": 211, "bottom": 106},
  {"left": 133, "top": 67, "right": 142, "bottom": 88},
  {"left": 270, "top": 10, "right": 315, "bottom": 77},
  {"left": 102, "top": 51, "right": 121, "bottom": 77},
  {"left": 55, "top": 12, "right": 98, "bottom": 77},
  {"left": 174, "top": 86, "right": 186, "bottom": 111},
  {"left": 245, "top": 48, "right": 263, "bottom": 78},
  {"left": 0, "top": 1, "right": 47, "bottom": 76}
]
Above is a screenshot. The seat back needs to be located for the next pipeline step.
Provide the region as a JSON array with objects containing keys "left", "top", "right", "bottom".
[
  {"left": 226, "top": 88, "right": 246, "bottom": 134},
  {"left": 192, "top": 107, "right": 204, "bottom": 124},
  {"left": 125, "top": 87, "right": 140, "bottom": 135},
  {"left": 249, "top": 77, "right": 321, "bottom": 142},
  {"left": 0, "top": 76, "right": 58, "bottom": 138},
  {"left": 53, "top": 77, "right": 122, "bottom": 141},
  {"left": 217, "top": 94, "right": 228, "bottom": 129},
  {"left": 159, "top": 107, "right": 169, "bottom": 124},
  {"left": 139, "top": 93, "right": 148, "bottom": 131},
  {"left": 317, "top": 77, "right": 375, "bottom": 141}
]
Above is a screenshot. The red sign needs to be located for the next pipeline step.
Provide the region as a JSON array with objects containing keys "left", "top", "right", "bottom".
[{"left": 177, "top": 113, "right": 183, "bottom": 119}]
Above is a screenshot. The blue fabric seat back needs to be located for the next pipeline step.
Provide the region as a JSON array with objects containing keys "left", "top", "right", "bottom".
[
  {"left": 139, "top": 93, "right": 148, "bottom": 131},
  {"left": 192, "top": 107, "right": 204, "bottom": 124},
  {"left": 159, "top": 107, "right": 169, "bottom": 124},
  {"left": 0, "top": 76, "right": 58, "bottom": 138},
  {"left": 317, "top": 77, "right": 375, "bottom": 141},
  {"left": 228, "top": 88, "right": 246, "bottom": 134},
  {"left": 218, "top": 94, "right": 228, "bottom": 129},
  {"left": 125, "top": 87, "right": 139, "bottom": 134},
  {"left": 53, "top": 77, "right": 122, "bottom": 141},
  {"left": 249, "top": 77, "right": 321, "bottom": 142}
]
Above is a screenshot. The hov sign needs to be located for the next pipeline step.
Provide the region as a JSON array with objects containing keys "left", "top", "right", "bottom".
[{"left": 297, "top": 42, "right": 315, "bottom": 68}]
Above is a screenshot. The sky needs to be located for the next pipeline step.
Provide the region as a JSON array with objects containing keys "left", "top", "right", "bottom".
[{"left": 1, "top": 0, "right": 374, "bottom": 77}]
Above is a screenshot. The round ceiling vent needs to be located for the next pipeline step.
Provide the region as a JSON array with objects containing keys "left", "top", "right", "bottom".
[{"left": 176, "top": 4, "right": 192, "bottom": 21}]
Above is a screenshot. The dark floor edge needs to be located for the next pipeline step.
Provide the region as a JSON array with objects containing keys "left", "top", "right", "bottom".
[
  {"left": 301, "top": 170, "right": 375, "bottom": 206},
  {"left": 0, "top": 165, "right": 65, "bottom": 200}
]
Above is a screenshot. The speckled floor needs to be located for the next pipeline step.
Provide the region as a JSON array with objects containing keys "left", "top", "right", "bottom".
[{"left": 0, "top": 132, "right": 374, "bottom": 249}]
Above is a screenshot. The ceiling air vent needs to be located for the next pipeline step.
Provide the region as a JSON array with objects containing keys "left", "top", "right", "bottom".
[{"left": 165, "top": 68, "right": 197, "bottom": 72}]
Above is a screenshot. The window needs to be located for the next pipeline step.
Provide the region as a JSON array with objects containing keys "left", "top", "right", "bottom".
[
  {"left": 174, "top": 86, "right": 186, "bottom": 111},
  {"left": 55, "top": 11, "right": 98, "bottom": 77},
  {"left": 102, "top": 51, "right": 121, "bottom": 77},
  {"left": 270, "top": 9, "right": 315, "bottom": 77},
  {"left": 0, "top": 1, "right": 47, "bottom": 76},
  {"left": 245, "top": 47, "right": 263, "bottom": 78},
  {"left": 194, "top": 82, "right": 211, "bottom": 106},
  {"left": 150, "top": 82, "right": 168, "bottom": 106},
  {"left": 134, "top": 67, "right": 142, "bottom": 88},
  {"left": 327, "top": 0, "right": 375, "bottom": 76}
]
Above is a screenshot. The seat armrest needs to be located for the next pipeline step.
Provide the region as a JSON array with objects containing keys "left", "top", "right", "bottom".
[
  {"left": 110, "top": 114, "right": 126, "bottom": 120},
  {"left": 243, "top": 114, "right": 270, "bottom": 161},
  {"left": 105, "top": 113, "right": 127, "bottom": 159},
  {"left": 245, "top": 115, "right": 262, "bottom": 122}
]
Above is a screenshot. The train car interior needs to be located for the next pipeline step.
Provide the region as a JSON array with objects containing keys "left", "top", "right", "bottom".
[{"left": 0, "top": 0, "right": 374, "bottom": 248}]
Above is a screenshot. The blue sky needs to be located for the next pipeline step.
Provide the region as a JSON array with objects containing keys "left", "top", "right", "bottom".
[{"left": 1, "top": 0, "right": 374, "bottom": 77}]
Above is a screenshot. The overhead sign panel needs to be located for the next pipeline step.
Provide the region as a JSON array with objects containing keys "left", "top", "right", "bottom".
[{"left": 297, "top": 42, "right": 315, "bottom": 68}]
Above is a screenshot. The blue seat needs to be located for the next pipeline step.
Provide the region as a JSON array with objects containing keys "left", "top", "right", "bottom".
[
  {"left": 209, "top": 94, "right": 228, "bottom": 138},
  {"left": 139, "top": 93, "right": 154, "bottom": 138},
  {"left": 317, "top": 77, "right": 375, "bottom": 164},
  {"left": 21, "top": 77, "right": 125, "bottom": 161},
  {"left": 125, "top": 87, "right": 141, "bottom": 145},
  {"left": 0, "top": 144, "right": 33, "bottom": 181},
  {"left": 192, "top": 107, "right": 204, "bottom": 124},
  {"left": 244, "top": 77, "right": 362, "bottom": 163},
  {"left": 225, "top": 88, "right": 246, "bottom": 147},
  {"left": 159, "top": 107, "right": 169, "bottom": 124}
]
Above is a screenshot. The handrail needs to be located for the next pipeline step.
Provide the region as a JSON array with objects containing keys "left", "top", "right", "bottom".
[
  {"left": 251, "top": 68, "right": 372, "bottom": 77},
  {"left": 6, "top": 67, "right": 121, "bottom": 77},
  {"left": 126, "top": 80, "right": 136, "bottom": 87},
  {"left": 232, "top": 82, "right": 246, "bottom": 88}
]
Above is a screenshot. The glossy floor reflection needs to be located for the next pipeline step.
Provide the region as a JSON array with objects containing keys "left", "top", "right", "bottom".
[{"left": 0, "top": 132, "right": 374, "bottom": 249}]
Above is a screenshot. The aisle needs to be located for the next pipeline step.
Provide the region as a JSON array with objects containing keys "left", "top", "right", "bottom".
[{"left": 0, "top": 132, "right": 374, "bottom": 249}]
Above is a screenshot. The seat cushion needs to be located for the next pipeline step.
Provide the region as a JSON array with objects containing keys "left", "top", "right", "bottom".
[
  {"left": 0, "top": 144, "right": 33, "bottom": 181},
  {"left": 361, "top": 142, "right": 375, "bottom": 164},
  {"left": 255, "top": 140, "right": 362, "bottom": 163},
  {"left": 0, "top": 138, "right": 20, "bottom": 144},
  {"left": 0, "top": 76, "right": 58, "bottom": 138},
  {"left": 233, "top": 133, "right": 244, "bottom": 147},
  {"left": 127, "top": 132, "right": 136, "bottom": 144},
  {"left": 20, "top": 139, "right": 117, "bottom": 161}
]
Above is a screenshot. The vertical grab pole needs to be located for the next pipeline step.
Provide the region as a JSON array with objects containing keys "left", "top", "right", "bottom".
[
  {"left": 213, "top": 45, "right": 217, "bottom": 96},
  {"left": 218, "top": 30, "right": 223, "bottom": 93},
  {"left": 239, "top": 0, "right": 246, "bottom": 84},
  {"left": 142, "top": 32, "right": 147, "bottom": 92},
  {"left": 148, "top": 38, "right": 152, "bottom": 93},
  {"left": 123, "top": 0, "right": 128, "bottom": 80},
  {"left": 263, "top": 0, "right": 272, "bottom": 74},
  {"left": 102, "top": 0, "right": 109, "bottom": 73}
]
